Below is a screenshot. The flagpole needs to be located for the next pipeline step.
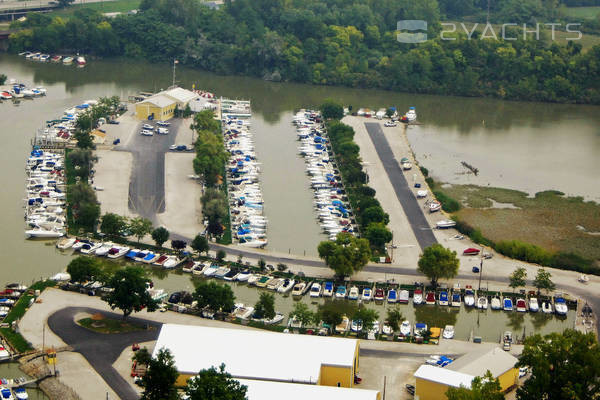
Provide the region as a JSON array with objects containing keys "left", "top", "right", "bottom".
[{"left": 172, "top": 59, "right": 177, "bottom": 87}]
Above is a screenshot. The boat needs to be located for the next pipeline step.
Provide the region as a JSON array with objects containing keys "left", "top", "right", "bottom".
[
  {"left": 529, "top": 297, "right": 539, "bottom": 312},
  {"left": 266, "top": 277, "right": 283, "bottom": 290},
  {"left": 374, "top": 288, "right": 385, "bottom": 301},
  {"left": 335, "top": 315, "right": 350, "bottom": 333},
  {"left": 443, "top": 325, "right": 455, "bottom": 339},
  {"left": 181, "top": 260, "right": 195, "bottom": 273},
  {"left": 425, "top": 291, "right": 436, "bottom": 305},
  {"left": 202, "top": 264, "right": 219, "bottom": 277},
  {"left": 348, "top": 286, "right": 359, "bottom": 300},
  {"left": 402, "top": 162, "right": 412, "bottom": 170},
  {"left": 516, "top": 298, "right": 528, "bottom": 312},
  {"left": 451, "top": 292, "right": 461, "bottom": 307},
  {"left": 464, "top": 286, "right": 475, "bottom": 307},
  {"left": 25, "top": 227, "right": 63, "bottom": 238},
  {"left": 1, "top": 388, "right": 14, "bottom": 400},
  {"left": 554, "top": 297, "right": 568, "bottom": 315},
  {"left": 232, "top": 303, "right": 254, "bottom": 320},
  {"left": 291, "top": 282, "right": 306, "bottom": 296},
  {"left": 323, "top": 282, "right": 334, "bottom": 297},
  {"left": 12, "top": 388, "right": 27, "bottom": 400},
  {"left": 143, "top": 252, "right": 160, "bottom": 264},
  {"left": 351, "top": 319, "right": 363, "bottom": 333},
  {"left": 287, "top": 315, "right": 303, "bottom": 329},
  {"left": 503, "top": 331, "right": 513, "bottom": 343},
  {"left": 429, "top": 201, "right": 441, "bottom": 213},
  {"left": 335, "top": 285, "right": 347, "bottom": 299},
  {"left": 398, "top": 289, "right": 409, "bottom": 304},
  {"left": 56, "top": 237, "right": 76, "bottom": 249},
  {"left": 477, "top": 295, "right": 488, "bottom": 309},
  {"left": 387, "top": 289, "right": 397, "bottom": 303},
  {"left": 368, "top": 321, "right": 380, "bottom": 339},
  {"left": 361, "top": 287, "right": 372, "bottom": 301},
  {"left": 0, "top": 91, "right": 13, "bottom": 100},
  {"left": 95, "top": 242, "right": 114, "bottom": 257},
  {"left": 39, "top": 54, "right": 50, "bottom": 62},
  {"left": 62, "top": 56, "right": 74, "bottom": 64},
  {"left": 107, "top": 246, "right": 129, "bottom": 259},
  {"left": 400, "top": 320, "right": 411, "bottom": 336},
  {"left": 503, "top": 297, "right": 513, "bottom": 311},
  {"left": 235, "top": 269, "right": 251, "bottom": 281},
  {"left": 261, "top": 312, "right": 284, "bottom": 325},
  {"left": 490, "top": 296, "right": 502, "bottom": 310},
  {"left": 414, "top": 322, "right": 428, "bottom": 337},
  {"left": 162, "top": 256, "right": 180, "bottom": 269},
  {"left": 436, "top": 219, "right": 457, "bottom": 229},
  {"left": 76, "top": 56, "right": 86, "bottom": 66},
  {"left": 542, "top": 301, "right": 553, "bottom": 314},
  {"left": 438, "top": 291, "right": 449, "bottom": 306},
  {"left": 416, "top": 190, "right": 428, "bottom": 198},
  {"left": 192, "top": 263, "right": 208, "bottom": 276},
  {"left": 382, "top": 323, "right": 393, "bottom": 336},
  {"left": 51, "top": 55, "right": 62, "bottom": 63},
  {"left": 413, "top": 289, "right": 423, "bottom": 305},
  {"left": 277, "top": 278, "right": 295, "bottom": 293},
  {"left": 578, "top": 274, "right": 590, "bottom": 283},
  {"left": 405, "top": 107, "right": 417, "bottom": 122},
  {"left": 463, "top": 248, "right": 481, "bottom": 256}
]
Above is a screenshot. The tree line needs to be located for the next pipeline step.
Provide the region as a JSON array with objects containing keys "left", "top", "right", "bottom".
[{"left": 8, "top": 0, "right": 600, "bottom": 104}]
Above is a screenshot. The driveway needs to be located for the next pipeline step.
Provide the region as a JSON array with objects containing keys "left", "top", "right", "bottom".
[{"left": 47, "top": 307, "right": 161, "bottom": 400}]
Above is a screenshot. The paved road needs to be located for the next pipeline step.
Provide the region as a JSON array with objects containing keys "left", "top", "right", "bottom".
[
  {"left": 47, "top": 307, "right": 161, "bottom": 400},
  {"left": 121, "top": 119, "right": 191, "bottom": 225},
  {"left": 364, "top": 122, "right": 437, "bottom": 251}
]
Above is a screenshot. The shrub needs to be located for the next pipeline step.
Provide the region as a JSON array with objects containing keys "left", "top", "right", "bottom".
[
  {"left": 420, "top": 166, "right": 429, "bottom": 177},
  {"left": 495, "top": 240, "right": 552, "bottom": 265},
  {"left": 432, "top": 190, "right": 461, "bottom": 213}
]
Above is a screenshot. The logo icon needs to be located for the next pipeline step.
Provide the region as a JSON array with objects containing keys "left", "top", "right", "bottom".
[{"left": 397, "top": 20, "right": 428, "bottom": 43}]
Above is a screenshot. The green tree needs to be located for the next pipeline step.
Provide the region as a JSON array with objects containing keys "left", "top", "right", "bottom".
[
  {"left": 364, "top": 222, "right": 393, "bottom": 250},
  {"left": 257, "top": 258, "right": 266, "bottom": 269},
  {"left": 73, "top": 129, "right": 95, "bottom": 150},
  {"left": 133, "top": 347, "right": 152, "bottom": 366},
  {"left": 171, "top": 240, "right": 186, "bottom": 251},
  {"left": 141, "top": 348, "right": 179, "bottom": 400},
  {"left": 316, "top": 300, "right": 345, "bottom": 332},
  {"left": 216, "top": 249, "right": 226, "bottom": 262},
  {"left": 317, "top": 233, "right": 371, "bottom": 278},
  {"left": 446, "top": 371, "right": 504, "bottom": 400},
  {"left": 289, "top": 302, "right": 315, "bottom": 328},
  {"left": 193, "top": 281, "right": 236, "bottom": 314},
  {"left": 352, "top": 307, "right": 379, "bottom": 335},
  {"left": 105, "top": 266, "right": 157, "bottom": 319},
  {"left": 100, "top": 213, "right": 127, "bottom": 236},
  {"left": 67, "top": 256, "right": 101, "bottom": 283},
  {"left": 128, "top": 217, "right": 153, "bottom": 242},
  {"left": 417, "top": 244, "right": 459, "bottom": 287},
  {"left": 192, "top": 110, "right": 220, "bottom": 134},
  {"left": 533, "top": 268, "right": 556, "bottom": 295},
  {"left": 201, "top": 189, "right": 228, "bottom": 235},
  {"left": 386, "top": 307, "right": 403, "bottom": 332},
  {"left": 0, "top": 74, "right": 6, "bottom": 85},
  {"left": 191, "top": 234, "right": 209, "bottom": 255},
  {"left": 385, "top": 107, "right": 395, "bottom": 118},
  {"left": 319, "top": 98, "right": 344, "bottom": 120},
  {"left": 57, "top": 0, "right": 76, "bottom": 7},
  {"left": 254, "top": 292, "right": 276, "bottom": 320},
  {"left": 509, "top": 266, "right": 527, "bottom": 293},
  {"left": 517, "top": 329, "right": 600, "bottom": 400},
  {"left": 69, "top": 183, "right": 100, "bottom": 231},
  {"left": 185, "top": 364, "right": 248, "bottom": 400},
  {"left": 151, "top": 227, "right": 170, "bottom": 247}
]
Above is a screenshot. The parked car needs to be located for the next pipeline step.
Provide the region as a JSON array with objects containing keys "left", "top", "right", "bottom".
[
  {"left": 472, "top": 266, "right": 480, "bottom": 273},
  {"left": 176, "top": 145, "right": 187, "bottom": 151},
  {"left": 107, "top": 120, "right": 120, "bottom": 125},
  {"left": 157, "top": 127, "right": 169, "bottom": 134},
  {"left": 141, "top": 130, "right": 153, "bottom": 136},
  {"left": 169, "top": 144, "right": 178, "bottom": 150},
  {"left": 142, "top": 124, "right": 154, "bottom": 130},
  {"left": 157, "top": 121, "right": 170, "bottom": 127},
  {"left": 384, "top": 121, "right": 397, "bottom": 127},
  {"left": 405, "top": 384, "right": 415, "bottom": 395}
]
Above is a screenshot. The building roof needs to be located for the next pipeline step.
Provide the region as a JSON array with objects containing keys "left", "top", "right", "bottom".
[
  {"left": 139, "top": 94, "right": 175, "bottom": 108},
  {"left": 163, "top": 87, "right": 199, "bottom": 104},
  {"left": 237, "top": 379, "right": 380, "bottom": 400},
  {"left": 414, "top": 365, "right": 474, "bottom": 389},
  {"left": 153, "top": 324, "right": 358, "bottom": 384},
  {"left": 446, "top": 347, "right": 518, "bottom": 378}
]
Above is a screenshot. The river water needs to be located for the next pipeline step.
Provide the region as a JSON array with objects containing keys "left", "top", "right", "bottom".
[{"left": 0, "top": 54, "right": 592, "bottom": 343}]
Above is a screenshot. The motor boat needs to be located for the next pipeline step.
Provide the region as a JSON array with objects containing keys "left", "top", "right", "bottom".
[
  {"left": 277, "top": 278, "right": 295, "bottom": 293},
  {"left": 266, "top": 277, "right": 284, "bottom": 290},
  {"left": 261, "top": 312, "right": 284, "bottom": 325},
  {"left": 503, "top": 297, "right": 514, "bottom": 311},
  {"left": 438, "top": 291, "right": 449, "bottom": 306},
  {"left": 451, "top": 292, "right": 461, "bottom": 307},
  {"left": 374, "top": 288, "right": 385, "bottom": 301},
  {"left": 554, "top": 297, "right": 568, "bottom": 315},
  {"left": 288, "top": 315, "right": 302, "bottom": 329},
  {"left": 414, "top": 322, "right": 427, "bottom": 337},
  {"left": 516, "top": 298, "right": 528, "bottom": 312},
  {"left": 429, "top": 201, "right": 441, "bottom": 213},
  {"left": 443, "top": 325, "right": 455, "bottom": 339},
  {"left": 335, "top": 315, "right": 350, "bottom": 333},
  {"left": 400, "top": 320, "right": 411, "bottom": 336},
  {"left": 416, "top": 190, "right": 428, "bottom": 198},
  {"left": 477, "top": 296, "right": 488, "bottom": 309},
  {"left": 291, "top": 282, "right": 306, "bottom": 296},
  {"left": 529, "top": 297, "right": 539, "bottom": 312},
  {"left": 405, "top": 107, "right": 417, "bottom": 122},
  {"left": 463, "top": 248, "right": 480, "bottom": 256},
  {"left": 192, "top": 263, "right": 208, "bottom": 276},
  {"left": 95, "top": 242, "right": 114, "bottom": 257},
  {"left": 162, "top": 256, "right": 180, "bottom": 269},
  {"left": 464, "top": 286, "right": 475, "bottom": 307},
  {"left": 542, "top": 301, "right": 553, "bottom": 314},
  {"left": 425, "top": 291, "right": 436, "bottom": 305},
  {"left": 490, "top": 296, "right": 502, "bottom": 310},
  {"left": 382, "top": 323, "right": 393, "bottom": 336},
  {"left": 1, "top": 388, "right": 14, "bottom": 400},
  {"left": 351, "top": 319, "right": 363, "bottom": 333},
  {"left": 107, "top": 246, "right": 129, "bottom": 259},
  {"left": 232, "top": 303, "right": 254, "bottom": 320},
  {"left": 387, "top": 289, "right": 397, "bottom": 303},
  {"left": 25, "top": 227, "right": 63, "bottom": 238},
  {"left": 413, "top": 289, "right": 423, "bottom": 305},
  {"left": 76, "top": 56, "right": 86, "bottom": 66},
  {"left": 323, "top": 282, "right": 334, "bottom": 297},
  {"left": 13, "top": 388, "right": 28, "bottom": 400},
  {"left": 335, "top": 285, "right": 347, "bottom": 299},
  {"left": 348, "top": 286, "right": 359, "bottom": 300},
  {"left": 235, "top": 270, "right": 251, "bottom": 281},
  {"left": 309, "top": 282, "right": 322, "bottom": 297},
  {"left": 436, "top": 219, "right": 457, "bottom": 229},
  {"left": 361, "top": 287, "right": 372, "bottom": 301},
  {"left": 142, "top": 252, "right": 160, "bottom": 264},
  {"left": 56, "top": 237, "right": 76, "bottom": 249},
  {"left": 63, "top": 56, "right": 74, "bottom": 64}
]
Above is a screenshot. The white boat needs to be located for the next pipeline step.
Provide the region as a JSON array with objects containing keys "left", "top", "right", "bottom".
[
  {"left": 291, "top": 282, "right": 306, "bottom": 296},
  {"left": 399, "top": 289, "right": 409, "bottom": 304},
  {"left": 95, "top": 242, "right": 114, "bottom": 256},
  {"left": 361, "top": 287, "right": 372, "bottom": 301},
  {"left": 400, "top": 320, "right": 411, "bottom": 336},
  {"left": 12, "top": 388, "right": 27, "bottom": 400},
  {"left": 76, "top": 56, "right": 86, "bottom": 66},
  {"left": 529, "top": 297, "right": 539, "bottom": 312},
  {"left": 261, "top": 312, "right": 284, "bottom": 325},
  {"left": 235, "top": 270, "right": 251, "bottom": 281},
  {"left": 554, "top": 297, "right": 568, "bottom": 315},
  {"left": 542, "top": 301, "right": 553, "bottom": 314},
  {"left": 405, "top": 107, "right": 417, "bottom": 122},
  {"left": 413, "top": 289, "right": 423, "bottom": 305},
  {"left": 429, "top": 201, "right": 441, "bottom": 213},
  {"left": 63, "top": 56, "right": 74, "bottom": 64},
  {"left": 490, "top": 296, "right": 502, "bottom": 310},
  {"left": 232, "top": 303, "right": 254, "bottom": 320},
  {"left": 348, "top": 286, "right": 359, "bottom": 300},
  {"left": 1, "top": 388, "right": 14, "bottom": 400},
  {"left": 309, "top": 282, "right": 322, "bottom": 297},
  {"left": 56, "top": 237, "right": 76, "bottom": 249},
  {"left": 107, "top": 246, "right": 129, "bottom": 259},
  {"left": 323, "top": 282, "right": 334, "bottom": 297},
  {"left": 477, "top": 296, "right": 488, "bottom": 309},
  {"left": 368, "top": 321, "right": 380, "bottom": 339},
  {"left": 436, "top": 220, "right": 456, "bottom": 229},
  {"left": 277, "top": 278, "right": 295, "bottom": 293},
  {"left": 382, "top": 323, "right": 393, "bottom": 336},
  {"left": 416, "top": 190, "right": 428, "bottom": 198},
  {"left": 287, "top": 315, "right": 303, "bottom": 329},
  {"left": 162, "top": 256, "right": 180, "bottom": 269},
  {"left": 25, "top": 227, "right": 63, "bottom": 238},
  {"left": 351, "top": 319, "right": 363, "bottom": 333},
  {"left": 443, "top": 325, "right": 455, "bottom": 339},
  {"left": 402, "top": 162, "right": 412, "bottom": 170},
  {"left": 464, "top": 287, "right": 475, "bottom": 307},
  {"left": 578, "top": 274, "right": 590, "bottom": 283}
]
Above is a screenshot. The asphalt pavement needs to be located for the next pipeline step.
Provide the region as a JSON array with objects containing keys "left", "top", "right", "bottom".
[
  {"left": 364, "top": 122, "right": 437, "bottom": 251},
  {"left": 47, "top": 307, "right": 161, "bottom": 400}
]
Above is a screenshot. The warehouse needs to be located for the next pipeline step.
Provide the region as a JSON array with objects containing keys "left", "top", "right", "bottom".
[
  {"left": 237, "top": 379, "right": 381, "bottom": 400},
  {"left": 152, "top": 324, "right": 360, "bottom": 388},
  {"left": 414, "top": 347, "right": 518, "bottom": 400},
  {"left": 135, "top": 95, "right": 176, "bottom": 121}
]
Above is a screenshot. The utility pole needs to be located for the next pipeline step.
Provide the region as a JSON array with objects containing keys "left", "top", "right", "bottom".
[
  {"left": 172, "top": 59, "right": 178, "bottom": 88},
  {"left": 478, "top": 248, "right": 484, "bottom": 292}
]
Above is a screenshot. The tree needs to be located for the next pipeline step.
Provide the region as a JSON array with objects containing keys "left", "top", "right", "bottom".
[
  {"left": 201, "top": 189, "right": 228, "bottom": 234},
  {"left": 533, "top": 268, "right": 555, "bottom": 295},
  {"left": 73, "top": 129, "right": 95, "bottom": 149},
  {"left": 141, "top": 348, "right": 179, "bottom": 400},
  {"left": 151, "top": 227, "right": 170, "bottom": 247},
  {"left": 276, "top": 263, "right": 287, "bottom": 272},
  {"left": 193, "top": 281, "right": 236, "bottom": 314},
  {"left": 69, "top": 183, "right": 100, "bottom": 231},
  {"left": 171, "top": 240, "right": 186, "bottom": 252},
  {"left": 417, "top": 244, "right": 459, "bottom": 287},
  {"left": 509, "top": 266, "right": 527, "bottom": 293},
  {"left": 289, "top": 302, "right": 315, "bottom": 328},
  {"left": 254, "top": 292, "right": 275, "bottom": 320},
  {"left": 128, "top": 217, "right": 153, "bottom": 242},
  {"left": 319, "top": 98, "right": 344, "bottom": 120},
  {"left": 216, "top": 249, "right": 226, "bottom": 262},
  {"left": 185, "top": 364, "right": 248, "bottom": 400},
  {"left": 316, "top": 300, "right": 344, "bottom": 332},
  {"left": 258, "top": 258, "right": 266, "bottom": 269},
  {"left": 352, "top": 307, "right": 379, "bottom": 335},
  {"left": 385, "top": 107, "right": 395, "bottom": 118},
  {"left": 386, "top": 307, "right": 403, "bottom": 332},
  {"left": 446, "top": 371, "right": 504, "bottom": 400},
  {"left": 57, "top": 0, "right": 76, "bottom": 7},
  {"left": 364, "top": 222, "right": 393, "bottom": 250},
  {"left": 100, "top": 213, "right": 127, "bottom": 236},
  {"left": 0, "top": 74, "right": 6, "bottom": 85},
  {"left": 133, "top": 347, "right": 152, "bottom": 366},
  {"left": 517, "top": 329, "right": 600, "bottom": 400},
  {"left": 191, "top": 234, "right": 209, "bottom": 255},
  {"left": 67, "top": 256, "right": 101, "bottom": 283},
  {"left": 317, "top": 233, "right": 371, "bottom": 278},
  {"left": 104, "top": 266, "right": 157, "bottom": 319}
]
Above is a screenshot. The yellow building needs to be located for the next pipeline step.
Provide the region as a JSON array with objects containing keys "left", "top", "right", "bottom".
[
  {"left": 152, "top": 324, "right": 365, "bottom": 391},
  {"left": 135, "top": 94, "right": 176, "bottom": 121},
  {"left": 238, "top": 378, "right": 381, "bottom": 400},
  {"left": 414, "top": 347, "right": 519, "bottom": 400}
]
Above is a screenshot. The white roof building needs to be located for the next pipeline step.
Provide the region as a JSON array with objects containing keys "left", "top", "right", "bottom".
[
  {"left": 152, "top": 324, "right": 359, "bottom": 385},
  {"left": 237, "top": 379, "right": 380, "bottom": 400},
  {"left": 162, "top": 87, "right": 199, "bottom": 107},
  {"left": 414, "top": 365, "right": 475, "bottom": 388},
  {"left": 140, "top": 94, "right": 175, "bottom": 108},
  {"left": 445, "top": 346, "right": 518, "bottom": 377}
]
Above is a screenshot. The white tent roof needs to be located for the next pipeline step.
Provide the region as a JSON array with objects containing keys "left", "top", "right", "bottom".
[
  {"left": 153, "top": 324, "right": 358, "bottom": 384},
  {"left": 238, "top": 379, "right": 380, "bottom": 400},
  {"left": 163, "top": 87, "right": 199, "bottom": 104},
  {"left": 414, "top": 365, "right": 474, "bottom": 388},
  {"left": 139, "top": 94, "right": 175, "bottom": 108}
]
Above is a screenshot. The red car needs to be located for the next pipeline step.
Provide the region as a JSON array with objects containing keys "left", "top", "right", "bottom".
[{"left": 463, "top": 248, "right": 481, "bottom": 256}]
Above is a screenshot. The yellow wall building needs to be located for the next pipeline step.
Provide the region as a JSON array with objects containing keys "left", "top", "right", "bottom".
[
  {"left": 135, "top": 94, "right": 176, "bottom": 121},
  {"left": 414, "top": 347, "right": 519, "bottom": 400}
]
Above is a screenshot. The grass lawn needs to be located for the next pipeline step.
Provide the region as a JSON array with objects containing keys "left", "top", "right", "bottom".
[
  {"left": 437, "top": 184, "right": 600, "bottom": 262},
  {"left": 78, "top": 316, "right": 150, "bottom": 334},
  {"left": 562, "top": 6, "right": 600, "bottom": 19},
  {"left": 51, "top": 0, "right": 141, "bottom": 18}
]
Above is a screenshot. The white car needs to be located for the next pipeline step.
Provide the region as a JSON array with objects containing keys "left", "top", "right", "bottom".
[
  {"left": 142, "top": 124, "right": 154, "bottom": 130},
  {"left": 157, "top": 121, "right": 170, "bottom": 127},
  {"left": 157, "top": 127, "right": 169, "bottom": 134},
  {"left": 141, "top": 130, "right": 153, "bottom": 136},
  {"left": 169, "top": 144, "right": 178, "bottom": 150},
  {"left": 384, "top": 121, "right": 397, "bottom": 127}
]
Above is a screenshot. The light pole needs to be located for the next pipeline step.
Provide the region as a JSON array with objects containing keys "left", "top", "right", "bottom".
[{"left": 477, "top": 247, "right": 484, "bottom": 292}]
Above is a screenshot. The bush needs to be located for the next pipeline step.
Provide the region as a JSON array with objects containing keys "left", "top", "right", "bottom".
[
  {"left": 495, "top": 240, "right": 552, "bottom": 265},
  {"left": 425, "top": 177, "right": 435, "bottom": 188},
  {"left": 432, "top": 190, "right": 461, "bottom": 213},
  {"left": 550, "top": 252, "right": 598, "bottom": 274},
  {"left": 419, "top": 166, "right": 429, "bottom": 177}
]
